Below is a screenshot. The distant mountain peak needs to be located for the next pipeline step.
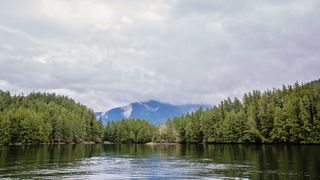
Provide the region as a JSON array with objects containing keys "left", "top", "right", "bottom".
[
  {"left": 144, "top": 99, "right": 159, "bottom": 103},
  {"left": 95, "top": 100, "right": 209, "bottom": 125}
]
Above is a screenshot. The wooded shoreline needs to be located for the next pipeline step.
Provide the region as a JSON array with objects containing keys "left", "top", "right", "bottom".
[
  {"left": 105, "top": 80, "right": 320, "bottom": 144},
  {"left": 2, "top": 141, "right": 319, "bottom": 146},
  {"left": 1, "top": 79, "right": 320, "bottom": 145}
]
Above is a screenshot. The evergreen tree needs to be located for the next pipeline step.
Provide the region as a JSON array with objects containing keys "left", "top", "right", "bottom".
[{"left": 0, "top": 92, "right": 104, "bottom": 144}]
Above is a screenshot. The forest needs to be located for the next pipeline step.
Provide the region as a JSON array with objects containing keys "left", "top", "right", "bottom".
[
  {"left": 1, "top": 79, "right": 320, "bottom": 144},
  {"left": 170, "top": 79, "right": 320, "bottom": 144},
  {"left": 0, "top": 92, "right": 104, "bottom": 144},
  {"left": 105, "top": 119, "right": 157, "bottom": 143},
  {"left": 104, "top": 79, "right": 320, "bottom": 144}
]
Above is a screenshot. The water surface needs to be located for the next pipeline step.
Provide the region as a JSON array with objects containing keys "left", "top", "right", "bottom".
[{"left": 0, "top": 144, "right": 319, "bottom": 179}]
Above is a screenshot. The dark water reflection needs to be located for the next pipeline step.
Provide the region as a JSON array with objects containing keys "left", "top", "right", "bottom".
[{"left": 0, "top": 144, "right": 319, "bottom": 179}]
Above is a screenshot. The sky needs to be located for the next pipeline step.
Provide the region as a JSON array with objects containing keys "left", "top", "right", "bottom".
[{"left": 0, "top": 0, "right": 320, "bottom": 111}]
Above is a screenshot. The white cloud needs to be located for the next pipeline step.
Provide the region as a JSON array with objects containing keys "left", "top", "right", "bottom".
[
  {"left": 122, "top": 104, "right": 133, "bottom": 118},
  {"left": 0, "top": 0, "right": 320, "bottom": 111},
  {"left": 38, "top": 0, "right": 115, "bottom": 28},
  {"left": 121, "top": 16, "right": 133, "bottom": 25}
]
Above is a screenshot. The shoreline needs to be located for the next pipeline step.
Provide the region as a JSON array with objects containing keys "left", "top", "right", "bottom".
[
  {"left": 145, "top": 142, "right": 180, "bottom": 145},
  {"left": 1, "top": 141, "right": 318, "bottom": 146},
  {"left": 0, "top": 141, "right": 98, "bottom": 146}
]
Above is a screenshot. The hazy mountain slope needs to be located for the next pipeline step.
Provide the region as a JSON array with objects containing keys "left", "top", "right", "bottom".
[{"left": 95, "top": 100, "right": 209, "bottom": 124}]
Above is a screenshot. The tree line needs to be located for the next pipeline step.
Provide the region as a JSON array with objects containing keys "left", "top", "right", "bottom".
[
  {"left": 0, "top": 92, "right": 104, "bottom": 144},
  {"left": 104, "top": 79, "right": 320, "bottom": 144},
  {"left": 1, "top": 79, "right": 320, "bottom": 144}
]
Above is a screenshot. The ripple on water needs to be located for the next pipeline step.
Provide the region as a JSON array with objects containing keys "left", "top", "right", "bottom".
[
  {"left": 14, "top": 155, "right": 239, "bottom": 179},
  {"left": 3, "top": 144, "right": 318, "bottom": 179}
]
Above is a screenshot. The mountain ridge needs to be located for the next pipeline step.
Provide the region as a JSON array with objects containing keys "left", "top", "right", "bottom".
[{"left": 95, "top": 100, "right": 209, "bottom": 124}]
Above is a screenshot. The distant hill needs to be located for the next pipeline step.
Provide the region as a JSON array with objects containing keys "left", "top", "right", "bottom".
[{"left": 95, "top": 100, "right": 209, "bottom": 124}]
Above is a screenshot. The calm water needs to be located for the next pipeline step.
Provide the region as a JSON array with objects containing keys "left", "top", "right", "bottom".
[{"left": 0, "top": 144, "right": 319, "bottom": 179}]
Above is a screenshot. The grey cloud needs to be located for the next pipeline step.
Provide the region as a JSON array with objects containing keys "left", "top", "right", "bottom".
[{"left": 0, "top": 0, "right": 319, "bottom": 111}]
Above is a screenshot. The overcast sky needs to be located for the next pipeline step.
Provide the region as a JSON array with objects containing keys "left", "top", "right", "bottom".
[{"left": 0, "top": 0, "right": 320, "bottom": 111}]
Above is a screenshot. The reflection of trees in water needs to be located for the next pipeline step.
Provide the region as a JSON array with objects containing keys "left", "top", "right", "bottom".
[
  {"left": 0, "top": 144, "right": 320, "bottom": 179},
  {"left": 202, "top": 144, "right": 320, "bottom": 179},
  {"left": 0, "top": 144, "right": 104, "bottom": 170},
  {"left": 103, "top": 144, "right": 182, "bottom": 157}
]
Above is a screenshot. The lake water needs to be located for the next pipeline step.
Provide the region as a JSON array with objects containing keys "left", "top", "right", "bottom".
[{"left": 0, "top": 144, "right": 319, "bottom": 179}]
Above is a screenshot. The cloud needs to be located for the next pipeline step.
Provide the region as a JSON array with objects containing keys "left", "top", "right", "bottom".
[{"left": 0, "top": 0, "right": 320, "bottom": 111}]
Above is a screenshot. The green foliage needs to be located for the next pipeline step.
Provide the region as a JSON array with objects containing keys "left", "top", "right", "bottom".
[
  {"left": 105, "top": 119, "right": 157, "bottom": 143},
  {"left": 104, "top": 79, "right": 320, "bottom": 144},
  {"left": 158, "top": 119, "right": 179, "bottom": 143},
  {"left": 169, "top": 79, "right": 320, "bottom": 144},
  {"left": 3, "top": 79, "right": 320, "bottom": 145},
  {"left": 0, "top": 92, "right": 104, "bottom": 144}
]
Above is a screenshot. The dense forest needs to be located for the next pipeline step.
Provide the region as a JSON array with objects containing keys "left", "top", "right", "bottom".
[
  {"left": 104, "top": 80, "right": 320, "bottom": 144},
  {"left": 1, "top": 79, "right": 320, "bottom": 145},
  {"left": 170, "top": 79, "right": 320, "bottom": 144},
  {"left": 105, "top": 119, "right": 157, "bottom": 143},
  {"left": 0, "top": 92, "right": 104, "bottom": 144}
]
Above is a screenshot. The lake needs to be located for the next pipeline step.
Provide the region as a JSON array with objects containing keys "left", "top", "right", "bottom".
[{"left": 0, "top": 144, "right": 319, "bottom": 179}]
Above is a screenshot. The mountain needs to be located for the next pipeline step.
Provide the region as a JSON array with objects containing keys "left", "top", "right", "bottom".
[{"left": 95, "top": 100, "right": 209, "bottom": 124}]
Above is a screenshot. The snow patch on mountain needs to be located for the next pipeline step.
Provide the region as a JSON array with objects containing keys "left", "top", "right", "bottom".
[{"left": 140, "top": 102, "right": 159, "bottom": 112}]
